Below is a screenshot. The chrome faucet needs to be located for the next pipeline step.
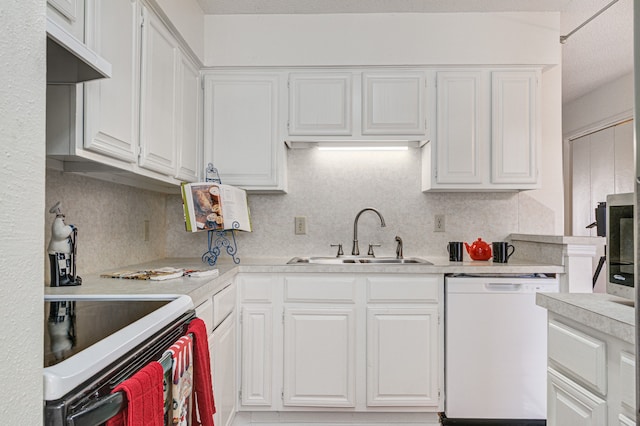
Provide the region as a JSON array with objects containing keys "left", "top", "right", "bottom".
[
  {"left": 395, "top": 236, "right": 403, "bottom": 259},
  {"left": 352, "top": 208, "right": 386, "bottom": 256}
]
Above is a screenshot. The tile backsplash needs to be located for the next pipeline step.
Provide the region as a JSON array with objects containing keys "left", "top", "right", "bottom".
[
  {"left": 166, "top": 149, "right": 554, "bottom": 260},
  {"left": 45, "top": 169, "right": 167, "bottom": 279},
  {"left": 45, "top": 149, "right": 556, "bottom": 277}
]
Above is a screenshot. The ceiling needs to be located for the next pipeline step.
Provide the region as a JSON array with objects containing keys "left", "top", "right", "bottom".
[{"left": 196, "top": 0, "right": 634, "bottom": 106}]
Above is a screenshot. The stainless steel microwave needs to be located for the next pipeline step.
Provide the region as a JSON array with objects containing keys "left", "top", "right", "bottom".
[{"left": 606, "top": 192, "right": 634, "bottom": 300}]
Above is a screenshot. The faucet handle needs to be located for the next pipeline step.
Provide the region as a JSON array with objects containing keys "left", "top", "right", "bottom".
[
  {"left": 330, "top": 243, "right": 344, "bottom": 257},
  {"left": 367, "top": 243, "right": 381, "bottom": 256}
]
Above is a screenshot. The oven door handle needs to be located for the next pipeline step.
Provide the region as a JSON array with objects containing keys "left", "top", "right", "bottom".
[{"left": 66, "top": 391, "right": 124, "bottom": 426}]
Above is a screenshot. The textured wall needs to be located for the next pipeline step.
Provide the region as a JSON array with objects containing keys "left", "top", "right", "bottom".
[
  {"left": 166, "top": 149, "right": 556, "bottom": 261},
  {"left": 45, "top": 170, "right": 168, "bottom": 277},
  {"left": 0, "top": 0, "right": 46, "bottom": 423}
]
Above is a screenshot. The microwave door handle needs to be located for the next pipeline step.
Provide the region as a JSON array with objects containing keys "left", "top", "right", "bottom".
[{"left": 66, "top": 391, "right": 124, "bottom": 426}]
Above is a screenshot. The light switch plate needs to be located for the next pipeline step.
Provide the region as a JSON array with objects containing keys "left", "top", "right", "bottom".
[{"left": 295, "top": 216, "right": 307, "bottom": 235}]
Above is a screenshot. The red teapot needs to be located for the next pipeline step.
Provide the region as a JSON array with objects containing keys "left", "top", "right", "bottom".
[{"left": 464, "top": 238, "right": 492, "bottom": 261}]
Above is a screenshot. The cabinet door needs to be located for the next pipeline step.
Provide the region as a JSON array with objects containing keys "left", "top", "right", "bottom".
[
  {"left": 366, "top": 307, "right": 439, "bottom": 407},
  {"left": 175, "top": 52, "right": 202, "bottom": 182},
  {"left": 288, "top": 73, "right": 352, "bottom": 136},
  {"left": 491, "top": 71, "right": 539, "bottom": 184},
  {"left": 435, "top": 71, "right": 483, "bottom": 184},
  {"left": 204, "top": 73, "right": 285, "bottom": 191},
  {"left": 571, "top": 135, "right": 592, "bottom": 236},
  {"left": 362, "top": 72, "right": 426, "bottom": 135},
  {"left": 241, "top": 306, "right": 273, "bottom": 407},
  {"left": 547, "top": 368, "right": 607, "bottom": 426},
  {"left": 283, "top": 307, "right": 356, "bottom": 407},
  {"left": 139, "top": 7, "right": 178, "bottom": 175},
  {"left": 613, "top": 120, "right": 634, "bottom": 194},
  {"left": 211, "top": 315, "right": 237, "bottom": 426},
  {"left": 84, "top": 0, "right": 139, "bottom": 163},
  {"left": 47, "top": 0, "right": 84, "bottom": 41}
]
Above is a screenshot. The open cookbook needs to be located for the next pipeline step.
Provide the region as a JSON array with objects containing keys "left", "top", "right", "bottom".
[{"left": 181, "top": 182, "right": 252, "bottom": 233}]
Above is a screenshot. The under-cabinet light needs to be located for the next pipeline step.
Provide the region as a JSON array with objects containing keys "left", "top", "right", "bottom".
[
  {"left": 285, "top": 140, "right": 424, "bottom": 150},
  {"left": 317, "top": 145, "right": 408, "bottom": 151}
]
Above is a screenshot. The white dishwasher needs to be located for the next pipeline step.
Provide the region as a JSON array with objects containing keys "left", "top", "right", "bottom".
[{"left": 444, "top": 274, "right": 558, "bottom": 425}]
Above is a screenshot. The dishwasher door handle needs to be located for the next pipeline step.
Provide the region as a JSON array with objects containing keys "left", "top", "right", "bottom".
[{"left": 484, "top": 283, "right": 523, "bottom": 291}]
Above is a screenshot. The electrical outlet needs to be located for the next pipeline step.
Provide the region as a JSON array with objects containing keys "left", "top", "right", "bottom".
[
  {"left": 434, "top": 214, "right": 445, "bottom": 232},
  {"left": 295, "top": 216, "right": 307, "bottom": 235},
  {"left": 143, "top": 219, "right": 150, "bottom": 241}
]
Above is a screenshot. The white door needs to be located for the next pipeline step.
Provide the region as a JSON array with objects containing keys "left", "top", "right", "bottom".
[
  {"left": 362, "top": 71, "right": 427, "bottom": 135},
  {"left": 175, "top": 52, "right": 201, "bottom": 182},
  {"left": 288, "top": 72, "right": 352, "bottom": 136},
  {"left": 435, "top": 71, "right": 483, "bottom": 184},
  {"left": 84, "top": 0, "right": 139, "bottom": 163},
  {"left": 283, "top": 307, "right": 356, "bottom": 407},
  {"left": 366, "top": 307, "right": 439, "bottom": 407},
  {"left": 203, "top": 73, "right": 285, "bottom": 191},
  {"left": 240, "top": 306, "right": 273, "bottom": 407},
  {"left": 211, "top": 315, "right": 237, "bottom": 426},
  {"left": 139, "top": 6, "right": 178, "bottom": 175},
  {"left": 491, "top": 70, "right": 539, "bottom": 184}
]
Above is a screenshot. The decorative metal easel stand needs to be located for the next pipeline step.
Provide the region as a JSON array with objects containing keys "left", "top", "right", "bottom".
[{"left": 201, "top": 163, "right": 241, "bottom": 266}]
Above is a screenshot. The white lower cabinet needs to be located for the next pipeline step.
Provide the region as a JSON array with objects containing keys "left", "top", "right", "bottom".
[
  {"left": 210, "top": 312, "right": 237, "bottom": 426},
  {"left": 240, "top": 306, "right": 273, "bottom": 407},
  {"left": 546, "top": 314, "right": 636, "bottom": 425},
  {"left": 547, "top": 367, "right": 607, "bottom": 426},
  {"left": 366, "top": 307, "right": 439, "bottom": 406},
  {"left": 237, "top": 272, "right": 443, "bottom": 418},
  {"left": 196, "top": 280, "right": 237, "bottom": 426},
  {"left": 283, "top": 307, "right": 356, "bottom": 407}
]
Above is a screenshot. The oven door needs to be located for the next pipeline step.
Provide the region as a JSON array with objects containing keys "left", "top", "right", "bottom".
[{"left": 43, "top": 295, "right": 194, "bottom": 426}]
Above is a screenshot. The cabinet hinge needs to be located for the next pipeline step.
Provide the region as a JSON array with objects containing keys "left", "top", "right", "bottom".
[
  {"left": 282, "top": 312, "right": 285, "bottom": 324},
  {"left": 286, "top": 121, "right": 290, "bottom": 130},
  {"left": 239, "top": 389, "right": 242, "bottom": 401},
  {"left": 281, "top": 390, "right": 285, "bottom": 400}
]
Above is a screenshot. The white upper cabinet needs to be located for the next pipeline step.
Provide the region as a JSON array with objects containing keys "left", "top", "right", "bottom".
[
  {"left": 286, "top": 69, "right": 428, "bottom": 142},
  {"left": 288, "top": 72, "right": 352, "bottom": 136},
  {"left": 47, "top": 0, "right": 204, "bottom": 192},
  {"left": 175, "top": 53, "right": 202, "bottom": 182},
  {"left": 422, "top": 68, "right": 541, "bottom": 191},
  {"left": 47, "top": 0, "right": 84, "bottom": 41},
  {"left": 84, "top": 0, "right": 140, "bottom": 164},
  {"left": 491, "top": 71, "right": 539, "bottom": 184},
  {"left": 362, "top": 71, "right": 427, "bottom": 135},
  {"left": 139, "top": 6, "right": 178, "bottom": 176},
  {"left": 203, "top": 72, "right": 287, "bottom": 192},
  {"left": 432, "top": 71, "right": 484, "bottom": 184}
]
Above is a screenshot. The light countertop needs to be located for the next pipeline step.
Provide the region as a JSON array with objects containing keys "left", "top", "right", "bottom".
[
  {"left": 45, "top": 256, "right": 564, "bottom": 307},
  {"left": 536, "top": 292, "right": 635, "bottom": 344}
]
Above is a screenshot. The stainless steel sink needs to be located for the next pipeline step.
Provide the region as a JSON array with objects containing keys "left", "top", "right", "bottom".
[{"left": 287, "top": 256, "right": 432, "bottom": 265}]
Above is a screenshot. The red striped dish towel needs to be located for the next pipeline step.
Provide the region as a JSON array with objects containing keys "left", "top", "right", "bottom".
[
  {"left": 186, "top": 318, "right": 216, "bottom": 426},
  {"left": 166, "top": 335, "right": 193, "bottom": 426},
  {"left": 106, "top": 361, "right": 164, "bottom": 426}
]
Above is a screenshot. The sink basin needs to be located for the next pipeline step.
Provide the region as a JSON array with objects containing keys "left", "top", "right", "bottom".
[{"left": 287, "top": 256, "right": 432, "bottom": 265}]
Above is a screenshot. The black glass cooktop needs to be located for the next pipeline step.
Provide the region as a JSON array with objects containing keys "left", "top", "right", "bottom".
[{"left": 44, "top": 299, "right": 168, "bottom": 367}]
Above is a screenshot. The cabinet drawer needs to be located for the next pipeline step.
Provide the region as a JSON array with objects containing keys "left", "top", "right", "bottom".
[
  {"left": 366, "top": 275, "right": 440, "bottom": 302},
  {"left": 196, "top": 298, "right": 214, "bottom": 334},
  {"left": 548, "top": 320, "right": 607, "bottom": 395},
  {"left": 213, "top": 282, "right": 236, "bottom": 329},
  {"left": 284, "top": 275, "right": 356, "bottom": 302},
  {"left": 239, "top": 275, "right": 274, "bottom": 302}
]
